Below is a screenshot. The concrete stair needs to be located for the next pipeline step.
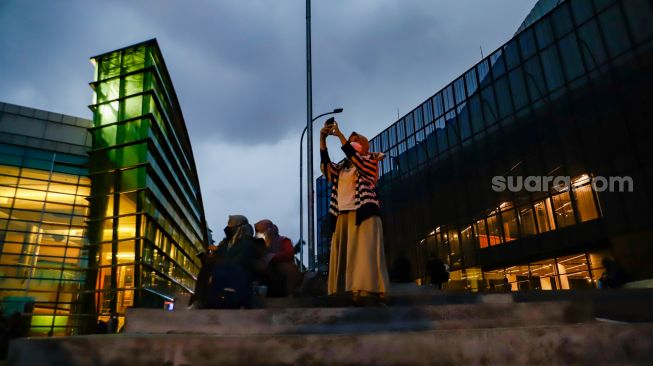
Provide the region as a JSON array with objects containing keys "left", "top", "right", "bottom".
[
  {"left": 124, "top": 301, "right": 592, "bottom": 336},
  {"left": 8, "top": 289, "right": 653, "bottom": 365}
]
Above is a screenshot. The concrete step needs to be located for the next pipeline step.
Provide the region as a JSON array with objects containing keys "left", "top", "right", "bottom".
[
  {"left": 9, "top": 323, "right": 653, "bottom": 365},
  {"left": 125, "top": 301, "right": 592, "bottom": 335},
  {"left": 263, "top": 288, "right": 653, "bottom": 322}
]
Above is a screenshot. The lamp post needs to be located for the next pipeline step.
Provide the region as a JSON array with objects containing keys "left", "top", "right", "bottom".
[{"left": 299, "top": 108, "right": 343, "bottom": 270}]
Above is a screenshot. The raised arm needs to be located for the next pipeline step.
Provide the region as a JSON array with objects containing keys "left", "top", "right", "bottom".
[{"left": 319, "top": 126, "right": 340, "bottom": 182}]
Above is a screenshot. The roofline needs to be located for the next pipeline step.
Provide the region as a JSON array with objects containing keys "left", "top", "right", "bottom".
[{"left": 89, "top": 38, "right": 159, "bottom": 60}]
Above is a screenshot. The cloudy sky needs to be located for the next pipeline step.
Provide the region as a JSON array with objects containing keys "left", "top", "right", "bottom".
[{"left": 0, "top": 0, "right": 536, "bottom": 251}]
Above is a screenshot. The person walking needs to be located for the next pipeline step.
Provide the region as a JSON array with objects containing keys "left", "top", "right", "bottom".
[{"left": 319, "top": 119, "right": 390, "bottom": 304}]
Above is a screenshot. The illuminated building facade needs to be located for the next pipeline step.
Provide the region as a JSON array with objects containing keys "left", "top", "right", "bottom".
[
  {"left": 0, "top": 102, "right": 91, "bottom": 336},
  {"left": 317, "top": 0, "right": 653, "bottom": 290},
  {"left": 84, "top": 39, "right": 209, "bottom": 331},
  {"left": 1, "top": 39, "right": 209, "bottom": 336}
]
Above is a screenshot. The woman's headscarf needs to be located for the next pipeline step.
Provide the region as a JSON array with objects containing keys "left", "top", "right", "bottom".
[
  {"left": 254, "top": 219, "right": 286, "bottom": 254},
  {"left": 226, "top": 214, "right": 254, "bottom": 247}
]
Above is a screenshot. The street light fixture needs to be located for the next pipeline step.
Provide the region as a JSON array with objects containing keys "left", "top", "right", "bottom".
[{"left": 299, "top": 108, "right": 342, "bottom": 270}]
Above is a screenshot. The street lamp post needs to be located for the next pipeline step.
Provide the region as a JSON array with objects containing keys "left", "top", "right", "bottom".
[
  {"left": 299, "top": 108, "right": 342, "bottom": 271},
  {"left": 306, "top": 0, "right": 314, "bottom": 271}
]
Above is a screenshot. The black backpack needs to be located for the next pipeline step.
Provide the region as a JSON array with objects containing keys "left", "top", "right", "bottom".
[{"left": 206, "top": 263, "right": 251, "bottom": 309}]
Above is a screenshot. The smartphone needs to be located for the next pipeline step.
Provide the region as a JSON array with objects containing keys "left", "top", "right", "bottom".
[{"left": 325, "top": 117, "right": 335, "bottom": 126}]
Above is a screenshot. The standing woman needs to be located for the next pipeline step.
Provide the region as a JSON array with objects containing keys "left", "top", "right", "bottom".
[{"left": 319, "top": 120, "right": 390, "bottom": 302}]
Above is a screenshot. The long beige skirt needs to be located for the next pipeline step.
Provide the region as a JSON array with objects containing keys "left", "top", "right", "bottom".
[{"left": 327, "top": 211, "right": 390, "bottom": 295}]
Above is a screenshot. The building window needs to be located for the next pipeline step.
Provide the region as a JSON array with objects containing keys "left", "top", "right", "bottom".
[
  {"left": 552, "top": 191, "right": 576, "bottom": 228},
  {"left": 501, "top": 207, "right": 520, "bottom": 242},
  {"left": 486, "top": 214, "right": 503, "bottom": 246},
  {"left": 573, "top": 176, "right": 599, "bottom": 222},
  {"left": 519, "top": 205, "right": 537, "bottom": 236},
  {"left": 475, "top": 219, "right": 488, "bottom": 248},
  {"left": 534, "top": 198, "right": 556, "bottom": 233}
]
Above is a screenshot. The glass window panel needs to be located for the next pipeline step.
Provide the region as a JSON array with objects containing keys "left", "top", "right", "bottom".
[
  {"left": 578, "top": 20, "right": 608, "bottom": 69},
  {"left": 477, "top": 60, "right": 491, "bottom": 88},
  {"left": 535, "top": 17, "right": 554, "bottom": 49},
  {"left": 486, "top": 214, "right": 503, "bottom": 246},
  {"left": 501, "top": 208, "right": 520, "bottom": 242},
  {"left": 96, "top": 79, "right": 120, "bottom": 104},
  {"left": 0, "top": 185, "right": 17, "bottom": 198},
  {"left": 509, "top": 67, "right": 529, "bottom": 110},
  {"left": 534, "top": 198, "right": 556, "bottom": 232},
  {"left": 97, "top": 101, "right": 119, "bottom": 125},
  {"left": 524, "top": 57, "right": 547, "bottom": 101},
  {"left": 573, "top": 181, "right": 599, "bottom": 222},
  {"left": 0, "top": 166, "right": 20, "bottom": 176},
  {"left": 519, "top": 206, "right": 537, "bottom": 236},
  {"left": 530, "top": 258, "right": 559, "bottom": 290},
  {"left": 598, "top": 5, "right": 632, "bottom": 57},
  {"left": 457, "top": 104, "right": 472, "bottom": 141},
  {"left": 494, "top": 76, "right": 513, "bottom": 119},
  {"left": 503, "top": 40, "right": 520, "bottom": 70},
  {"left": 443, "top": 85, "right": 455, "bottom": 111},
  {"left": 120, "top": 167, "right": 143, "bottom": 191},
  {"left": 448, "top": 229, "right": 462, "bottom": 270},
  {"left": 413, "top": 107, "right": 424, "bottom": 130},
  {"left": 559, "top": 33, "right": 585, "bottom": 81},
  {"left": 446, "top": 111, "right": 459, "bottom": 147},
  {"left": 388, "top": 125, "right": 397, "bottom": 146},
  {"left": 481, "top": 86, "right": 498, "bottom": 125},
  {"left": 433, "top": 93, "right": 444, "bottom": 118},
  {"left": 475, "top": 219, "right": 488, "bottom": 249},
  {"left": 518, "top": 28, "right": 537, "bottom": 59},
  {"left": 0, "top": 197, "right": 14, "bottom": 208},
  {"left": 117, "top": 215, "right": 137, "bottom": 240},
  {"left": 551, "top": 3, "right": 574, "bottom": 37},
  {"left": 469, "top": 95, "right": 484, "bottom": 134},
  {"left": 423, "top": 101, "right": 434, "bottom": 124},
  {"left": 397, "top": 119, "right": 406, "bottom": 141},
  {"left": 622, "top": 0, "right": 653, "bottom": 43},
  {"left": 0, "top": 175, "right": 18, "bottom": 186},
  {"left": 435, "top": 117, "right": 448, "bottom": 153},
  {"left": 552, "top": 191, "right": 576, "bottom": 228},
  {"left": 117, "top": 241, "right": 136, "bottom": 264},
  {"left": 540, "top": 46, "right": 565, "bottom": 91},
  {"left": 454, "top": 77, "right": 466, "bottom": 105},
  {"left": 123, "top": 73, "right": 144, "bottom": 96},
  {"left": 490, "top": 50, "right": 506, "bottom": 79},
  {"left": 381, "top": 130, "right": 389, "bottom": 151},
  {"left": 405, "top": 115, "right": 415, "bottom": 136},
  {"left": 122, "top": 95, "right": 143, "bottom": 120},
  {"left": 465, "top": 69, "right": 478, "bottom": 96},
  {"left": 16, "top": 188, "right": 46, "bottom": 202},
  {"left": 570, "top": 0, "right": 594, "bottom": 24}
]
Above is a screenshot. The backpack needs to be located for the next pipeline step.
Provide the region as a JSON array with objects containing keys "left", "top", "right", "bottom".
[{"left": 206, "top": 263, "right": 251, "bottom": 309}]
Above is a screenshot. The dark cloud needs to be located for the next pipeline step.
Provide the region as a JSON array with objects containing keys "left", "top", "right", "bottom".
[{"left": 0, "top": 0, "right": 537, "bottom": 245}]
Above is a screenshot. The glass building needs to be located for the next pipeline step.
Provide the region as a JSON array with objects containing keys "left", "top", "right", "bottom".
[
  {"left": 1, "top": 39, "right": 209, "bottom": 336},
  {"left": 0, "top": 102, "right": 91, "bottom": 336},
  {"left": 317, "top": 0, "right": 653, "bottom": 291},
  {"left": 84, "top": 39, "right": 209, "bottom": 331}
]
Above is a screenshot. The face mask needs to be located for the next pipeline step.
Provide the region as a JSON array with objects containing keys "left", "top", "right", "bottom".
[
  {"left": 350, "top": 141, "right": 363, "bottom": 153},
  {"left": 255, "top": 232, "right": 266, "bottom": 240},
  {"left": 224, "top": 226, "right": 236, "bottom": 239}
]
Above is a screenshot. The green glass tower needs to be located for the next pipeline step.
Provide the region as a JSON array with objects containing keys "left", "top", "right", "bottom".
[{"left": 86, "top": 39, "right": 209, "bottom": 329}]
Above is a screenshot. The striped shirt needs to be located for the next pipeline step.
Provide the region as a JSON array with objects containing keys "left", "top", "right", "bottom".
[{"left": 320, "top": 142, "right": 381, "bottom": 229}]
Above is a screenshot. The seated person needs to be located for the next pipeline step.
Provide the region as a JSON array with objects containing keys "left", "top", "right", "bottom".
[
  {"left": 254, "top": 219, "right": 301, "bottom": 297},
  {"left": 204, "top": 215, "right": 266, "bottom": 308}
]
